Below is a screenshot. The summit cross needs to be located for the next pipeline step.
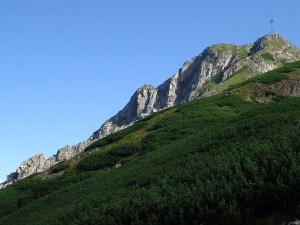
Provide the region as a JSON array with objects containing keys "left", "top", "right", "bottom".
[{"left": 269, "top": 18, "right": 274, "bottom": 33}]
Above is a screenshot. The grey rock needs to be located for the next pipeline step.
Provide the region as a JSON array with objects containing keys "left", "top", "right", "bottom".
[
  {"left": 89, "top": 33, "right": 300, "bottom": 141},
  {"left": 6, "top": 172, "right": 18, "bottom": 183},
  {"left": 3, "top": 140, "right": 93, "bottom": 185},
  {"left": 288, "top": 220, "right": 300, "bottom": 225},
  {"left": 16, "top": 154, "right": 46, "bottom": 180},
  {"left": 115, "top": 163, "right": 122, "bottom": 169},
  {"left": 56, "top": 140, "right": 90, "bottom": 162},
  {"left": 0, "top": 181, "right": 9, "bottom": 189},
  {"left": 89, "top": 84, "right": 158, "bottom": 140}
]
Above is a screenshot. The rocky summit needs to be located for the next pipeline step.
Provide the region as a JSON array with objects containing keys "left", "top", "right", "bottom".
[
  {"left": 2, "top": 33, "right": 300, "bottom": 186},
  {"left": 88, "top": 33, "right": 300, "bottom": 140}
]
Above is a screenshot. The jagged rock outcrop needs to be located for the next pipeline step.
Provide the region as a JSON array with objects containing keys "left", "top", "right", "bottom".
[
  {"left": 89, "top": 33, "right": 300, "bottom": 141},
  {"left": 89, "top": 84, "right": 159, "bottom": 139},
  {"left": 15, "top": 154, "right": 47, "bottom": 180},
  {"left": 3, "top": 33, "right": 300, "bottom": 187},
  {"left": 56, "top": 140, "right": 90, "bottom": 161},
  {"left": 4, "top": 140, "right": 92, "bottom": 183}
]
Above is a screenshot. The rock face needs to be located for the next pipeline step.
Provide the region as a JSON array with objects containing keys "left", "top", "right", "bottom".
[
  {"left": 3, "top": 33, "right": 300, "bottom": 187},
  {"left": 89, "top": 33, "right": 300, "bottom": 141},
  {"left": 5, "top": 140, "right": 92, "bottom": 183},
  {"left": 15, "top": 154, "right": 47, "bottom": 180},
  {"left": 89, "top": 84, "right": 159, "bottom": 139}
]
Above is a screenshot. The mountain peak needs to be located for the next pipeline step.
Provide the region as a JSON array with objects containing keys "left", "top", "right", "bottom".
[
  {"left": 88, "top": 33, "right": 300, "bottom": 140},
  {"left": 258, "top": 32, "right": 290, "bottom": 43},
  {"left": 250, "top": 32, "right": 295, "bottom": 55},
  {"left": 138, "top": 84, "right": 156, "bottom": 91}
]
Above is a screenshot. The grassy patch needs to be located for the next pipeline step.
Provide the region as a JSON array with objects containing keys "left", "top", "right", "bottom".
[
  {"left": 215, "top": 66, "right": 251, "bottom": 93},
  {"left": 227, "top": 62, "right": 300, "bottom": 90},
  {"left": 261, "top": 52, "right": 275, "bottom": 61},
  {"left": 210, "top": 44, "right": 248, "bottom": 57},
  {"left": 84, "top": 120, "right": 147, "bottom": 152}
]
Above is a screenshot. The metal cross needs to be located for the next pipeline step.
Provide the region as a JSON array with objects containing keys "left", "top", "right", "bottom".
[{"left": 269, "top": 18, "right": 274, "bottom": 33}]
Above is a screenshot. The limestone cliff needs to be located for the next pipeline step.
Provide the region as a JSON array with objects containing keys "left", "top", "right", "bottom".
[
  {"left": 89, "top": 33, "right": 300, "bottom": 141},
  {"left": 4, "top": 140, "right": 92, "bottom": 184}
]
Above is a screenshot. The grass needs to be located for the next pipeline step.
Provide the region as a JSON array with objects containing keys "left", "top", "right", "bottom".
[
  {"left": 260, "top": 34, "right": 287, "bottom": 49},
  {"left": 210, "top": 43, "right": 248, "bottom": 58},
  {"left": 215, "top": 66, "right": 252, "bottom": 93},
  {"left": 227, "top": 62, "right": 300, "bottom": 91},
  {"left": 200, "top": 66, "right": 252, "bottom": 95},
  {"left": 261, "top": 52, "right": 275, "bottom": 61}
]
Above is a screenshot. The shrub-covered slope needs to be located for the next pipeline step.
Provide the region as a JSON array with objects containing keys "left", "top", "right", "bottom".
[{"left": 1, "top": 62, "right": 300, "bottom": 225}]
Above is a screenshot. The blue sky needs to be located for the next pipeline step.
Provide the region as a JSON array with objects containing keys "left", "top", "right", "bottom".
[{"left": 0, "top": 0, "right": 299, "bottom": 182}]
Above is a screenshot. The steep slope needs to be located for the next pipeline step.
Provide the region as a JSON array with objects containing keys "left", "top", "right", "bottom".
[
  {"left": 89, "top": 33, "right": 300, "bottom": 141},
  {"left": 1, "top": 61, "right": 300, "bottom": 224},
  {"left": 230, "top": 61, "right": 300, "bottom": 101},
  {"left": 2, "top": 33, "right": 300, "bottom": 185}
]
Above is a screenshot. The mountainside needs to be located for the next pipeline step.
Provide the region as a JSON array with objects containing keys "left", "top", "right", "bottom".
[
  {"left": 2, "top": 33, "right": 300, "bottom": 185},
  {"left": 88, "top": 33, "right": 300, "bottom": 140},
  {"left": 1, "top": 61, "right": 300, "bottom": 224}
]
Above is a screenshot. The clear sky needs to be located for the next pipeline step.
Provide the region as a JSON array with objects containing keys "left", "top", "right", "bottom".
[{"left": 0, "top": 0, "right": 299, "bottom": 182}]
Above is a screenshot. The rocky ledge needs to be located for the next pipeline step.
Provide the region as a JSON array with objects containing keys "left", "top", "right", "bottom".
[{"left": 3, "top": 140, "right": 93, "bottom": 185}]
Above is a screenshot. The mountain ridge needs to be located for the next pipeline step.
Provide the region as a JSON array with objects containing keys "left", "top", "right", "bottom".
[
  {"left": 2, "top": 33, "right": 300, "bottom": 187},
  {"left": 88, "top": 33, "right": 300, "bottom": 141}
]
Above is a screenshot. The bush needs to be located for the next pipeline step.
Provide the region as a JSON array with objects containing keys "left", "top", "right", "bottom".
[
  {"left": 276, "top": 67, "right": 295, "bottom": 73},
  {"left": 79, "top": 142, "right": 141, "bottom": 171},
  {"left": 109, "top": 142, "right": 141, "bottom": 157},
  {"left": 78, "top": 153, "right": 121, "bottom": 171},
  {"left": 50, "top": 162, "right": 70, "bottom": 174},
  {"left": 253, "top": 72, "right": 289, "bottom": 84}
]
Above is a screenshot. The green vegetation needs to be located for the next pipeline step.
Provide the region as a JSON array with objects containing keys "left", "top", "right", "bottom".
[
  {"left": 215, "top": 66, "right": 252, "bottom": 93},
  {"left": 228, "top": 62, "right": 296, "bottom": 90},
  {"left": 84, "top": 120, "right": 147, "bottom": 152},
  {"left": 250, "top": 71, "right": 288, "bottom": 84},
  {"left": 261, "top": 52, "right": 275, "bottom": 61},
  {"left": 200, "top": 66, "right": 252, "bottom": 95},
  {"left": 50, "top": 161, "right": 70, "bottom": 174},
  {"left": 1, "top": 62, "right": 300, "bottom": 225},
  {"left": 257, "top": 34, "right": 288, "bottom": 50},
  {"left": 78, "top": 142, "right": 141, "bottom": 171},
  {"left": 210, "top": 43, "right": 248, "bottom": 58}
]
